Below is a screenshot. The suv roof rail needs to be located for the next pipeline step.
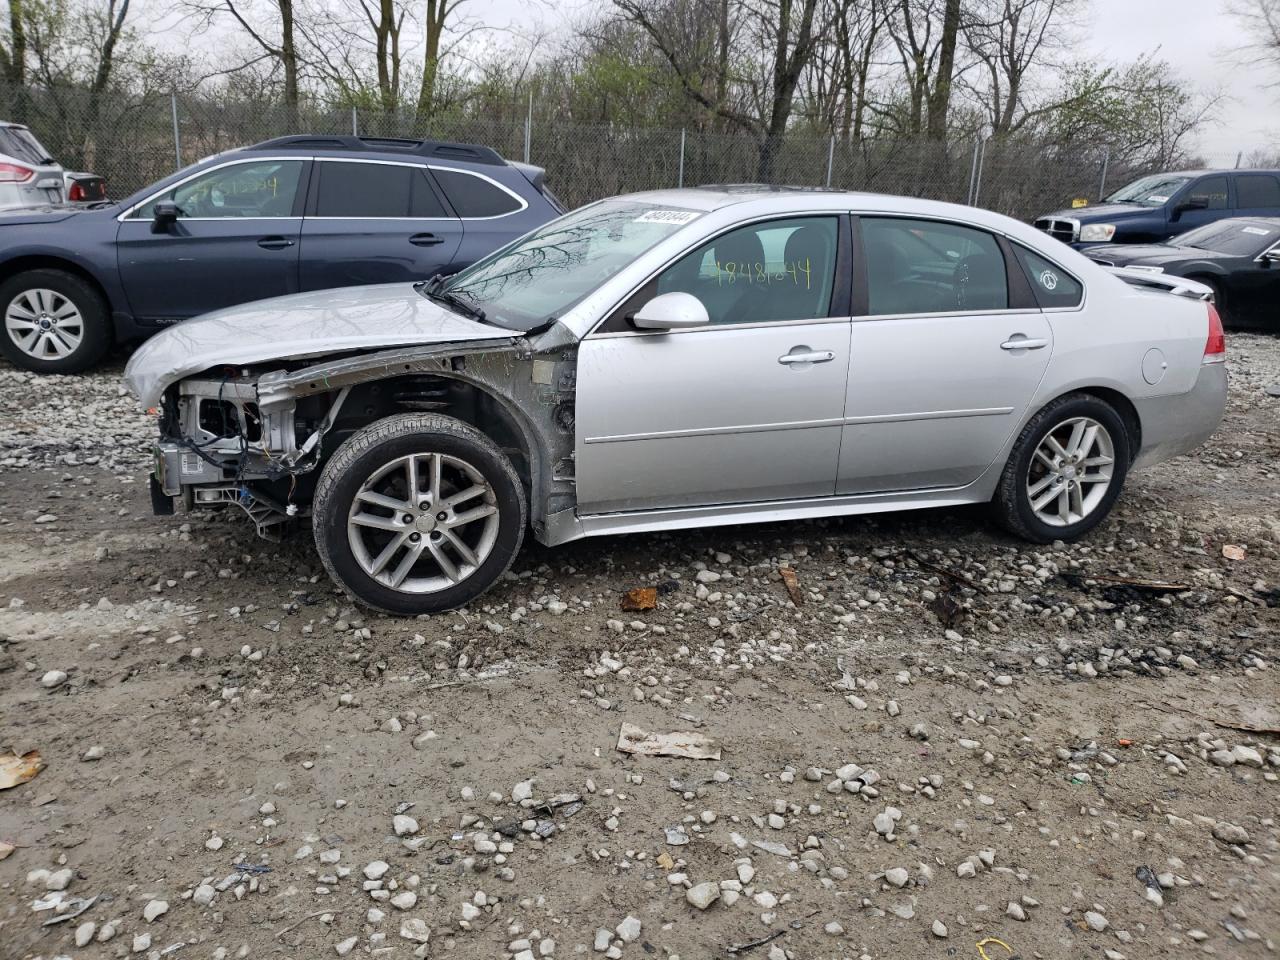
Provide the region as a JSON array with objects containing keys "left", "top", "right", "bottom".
[{"left": 244, "top": 135, "right": 506, "bottom": 165}]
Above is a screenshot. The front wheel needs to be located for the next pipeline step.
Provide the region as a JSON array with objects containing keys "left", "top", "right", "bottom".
[
  {"left": 313, "top": 413, "right": 526, "bottom": 615},
  {"left": 0, "top": 269, "right": 110, "bottom": 373},
  {"left": 993, "top": 393, "right": 1130, "bottom": 543}
]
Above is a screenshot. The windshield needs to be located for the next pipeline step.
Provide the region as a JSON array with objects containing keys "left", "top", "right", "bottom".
[
  {"left": 1105, "top": 174, "right": 1191, "bottom": 207},
  {"left": 435, "top": 199, "right": 705, "bottom": 331},
  {"left": 1177, "top": 220, "right": 1278, "bottom": 256},
  {"left": 0, "top": 126, "right": 54, "bottom": 165}
]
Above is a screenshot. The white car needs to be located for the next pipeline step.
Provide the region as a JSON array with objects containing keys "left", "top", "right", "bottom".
[
  {"left": 125, "top": 187, "right": 1228, "bottom": 614},
  {"left": 0, "top": 121, "right": 105, "bottom": 210}
]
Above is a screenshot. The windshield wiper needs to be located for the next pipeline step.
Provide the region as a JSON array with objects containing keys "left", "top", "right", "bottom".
[{"left": 418, "top": 280, "right": 487, "bottom": 324}]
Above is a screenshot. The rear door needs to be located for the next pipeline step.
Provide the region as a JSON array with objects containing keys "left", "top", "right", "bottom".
[
  {"left": 1233, "top": 173, "right": 1280, "bottom": 217},
  {"left": 838, "top": 216, "right": 1054, "bottom": 494},
  {"left": 298, "top": 159, "right": 463, "bottom": 290},
  {"left": 115, "top": 158, "right": 306, "bottom": 323}
]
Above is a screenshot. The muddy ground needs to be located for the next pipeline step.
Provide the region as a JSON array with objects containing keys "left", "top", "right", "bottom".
[{"left": 1, "top": 336, "right": 1277, "bottom": 960}]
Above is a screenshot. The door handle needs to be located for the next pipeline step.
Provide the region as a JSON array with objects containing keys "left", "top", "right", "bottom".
[
  {"left": 1000, "top": 335, "right": 1049, "bottom": 351},
  {"left": 778, "top": 349, "right": 835, "bottom": 366},
  {"left": 257, "top": 236, "right": 295, "bottom": 250},
  {"left": 409, "top": 233, "right": 445, "bottom": 247}
]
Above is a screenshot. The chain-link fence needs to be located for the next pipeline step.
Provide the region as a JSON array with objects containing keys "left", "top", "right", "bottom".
[{"left": 0, "top": 81, "right": 1268, "bottom": 221}]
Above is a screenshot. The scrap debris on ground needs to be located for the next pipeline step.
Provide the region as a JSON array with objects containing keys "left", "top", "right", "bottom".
[{"left": 0, "top": 335, "right": 1278, "bottom": 959}]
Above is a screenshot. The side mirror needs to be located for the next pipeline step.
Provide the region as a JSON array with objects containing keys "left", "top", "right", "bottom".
[
  {"left": 1262, "top": 248, "right": 1280, "bottom": 265},
  {"left": 630, "top": 292, "right": 710, "bottom": 331},
  {"left": 1171, "top": 197, "right": 1208, "bottom": 220},
  {"left": 151, "top": 200, "right": 180, "bottom": 234}
]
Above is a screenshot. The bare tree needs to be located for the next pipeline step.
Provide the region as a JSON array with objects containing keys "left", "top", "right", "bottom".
[
  {"left": 1226, "top": 0, "right": 1280, "bottom": 84},
  {"left": 188, "top": 0, "right": 302, "bottom": 121},
  {"left": 615, "top": 0, "right": 824, "bottom": 177},
  {"left": 886, "top": 0, "right": 963, "bottom": 138},
  {"left": 1, "top": 0, "right": 27, "bottom": 86},
  {"left": 416, "top": 0, "right": 465, "bottom": 121},
  {"left": 964, "top": 0, "right": 1082, "bottom": 135}
]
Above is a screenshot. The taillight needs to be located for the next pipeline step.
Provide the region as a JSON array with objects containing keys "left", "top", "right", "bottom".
[
  {"left": 68, "top": 181, "right": 85, "bottom": 201},
  {"left": 1203, "top": 302, "right": 1226, "bottom": 363},
  {"left": 0, "top": 162, "right": 34, "bottom": 182}
]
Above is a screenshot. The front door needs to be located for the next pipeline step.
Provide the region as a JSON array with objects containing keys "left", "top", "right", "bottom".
[
  {"left": 575, "top": 216, "right": 851, "bottom": 514},
  {"left": 838, "top": 216, "right": 1053, "bottom": 494},
  {"left": 116, "top": 158, "right": 306, "bottom": 323},
  {"left": 298, "top": 159, "right": 463, "bottom": 290}
]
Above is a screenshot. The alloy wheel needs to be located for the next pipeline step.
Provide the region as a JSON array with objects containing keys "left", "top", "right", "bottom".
[
  {"left": 4, "top": 288, "right": 84, "bottom": 360},
  {"left": 1025, "top": 416, "right": 1116, "bottom": 527},
  {"left": 346, "top": 452, "right": 500, "bottom": 592}
]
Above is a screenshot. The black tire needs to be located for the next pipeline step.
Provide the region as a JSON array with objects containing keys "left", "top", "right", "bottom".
[
  {"left": 313, "top": 413, "right": 526, "bottom": 615},
  {"left": 993, "top": 393, "right": 1130, "bottom": 543},
  {"left": 0, "top": 268, "right": 111, "bottom": 373}
]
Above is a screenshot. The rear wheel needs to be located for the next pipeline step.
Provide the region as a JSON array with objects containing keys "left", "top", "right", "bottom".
[
  {"left": 0, "top": 269, "right": 110, "bottom": 373},
  {"left": 313, "top": 413, "right": 526, "bottom": 615},
  {"left": 993, "top": 393, "right": 1130, "bottom": 543}
]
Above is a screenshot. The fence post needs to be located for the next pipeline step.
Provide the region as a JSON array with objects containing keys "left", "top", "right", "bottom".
[
  {"left": 523, "top": 92, "right": 532, "bottom": 164},
  {"left": 972, "top": 137, "right": 987, "bottom": 207},
  {"left": 1098, "top": 146, "right": 1110, "bottom": 201},
  {"left": 825, "top": 136, "right": 835, "bottom": 187},
  {"left": 170, "top": 93, "right": 182, "bottom": 169},
  {"left": 678, "top": 128, "right": 686, "bottom": 187},
  {"left": 352, "top": 106, "right": 358, "bottom": 137},
  {"left": 966, "top": 138, "right": 981, "bottom": 205},
  {"left": 1235, "top": 151, "right": 1243, "bottom": 169}
]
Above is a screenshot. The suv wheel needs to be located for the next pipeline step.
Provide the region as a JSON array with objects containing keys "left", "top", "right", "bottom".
[
  {"left": 993, "top": 393, "right": 1130, "bottom": 543},
  {"left": 313, "top": 413, "right": 526, "bottom": 614},
  {"left": 0, "top": 269, "right": 110, "bottom": 373}
]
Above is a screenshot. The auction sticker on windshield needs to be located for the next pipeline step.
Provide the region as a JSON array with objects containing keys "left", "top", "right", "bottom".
[
  {"left": 634, "top": 210, "right": 701, "bottom": 225},
  {"left": 1242, "top": 226, "right": 1272, "bottom": 236}
]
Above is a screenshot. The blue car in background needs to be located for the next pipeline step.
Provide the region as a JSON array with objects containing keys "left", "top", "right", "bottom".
[
  {"left": 0, "top": 135, "right": 563, "bottom": 373},
  {"left": 1034, "top": 168, "right": 1280, "bottom": 249}
]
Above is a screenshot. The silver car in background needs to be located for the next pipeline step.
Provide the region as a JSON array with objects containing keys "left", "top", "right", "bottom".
[
  {"left": 125, "top": 187, "right": 1228, "bottom": 614},
  {"left": 0, "top": 122, "right": 66, "bottom": 209}
]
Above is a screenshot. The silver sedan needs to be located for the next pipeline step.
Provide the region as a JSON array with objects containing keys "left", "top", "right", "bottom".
[{"left": 125, "top": 187, "right": 1228, "bottom": 614}]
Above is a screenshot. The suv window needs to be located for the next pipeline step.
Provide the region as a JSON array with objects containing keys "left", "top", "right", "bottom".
[
  {"left": 1187, "top": 176, "right": 1228, "bottom": 210},
  {"left": 651, "top": 217, "right": 840, "bottom": 326},
  {"left": 1235, "top": 174, "right": 1280, "bottom": 208},
  {"left": 432, "top": 168, "right": 522, "bottom": 217},
  {"left": 862, "top": 217, "right": 1008, "bottom": 315},
  {"left": 1013, "top": 246, "right": 1083, "bottom": 309},
  {"left": 315, "top": 161, "right": 446, "bottom": 218},
  {"left": 131, "top": 160, "right": 304, "bottom": 219}
]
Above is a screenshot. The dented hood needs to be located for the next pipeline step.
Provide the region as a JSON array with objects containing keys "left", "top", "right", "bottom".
[{"left": 123, "top": 283, "right": 514, "bottom": 407}]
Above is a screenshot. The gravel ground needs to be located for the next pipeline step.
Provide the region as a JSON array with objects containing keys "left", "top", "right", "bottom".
[{"left": 1, "top": 337, "right": 1278, "bottom": 960}]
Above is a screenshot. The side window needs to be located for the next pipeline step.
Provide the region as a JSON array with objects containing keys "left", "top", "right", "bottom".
[
  {"left": 1187, "top": 176, "right": 1228, "bottom": 210},
  {"left": 862, "top": 217, "right": 1008, "bottom": 315},
  {"left": 1013, "top": 246, "right": 1083, "bottom": 309},
  {"left": 315, "top": 162, "right": 412, "bottom": 218},
  {"left": 432, "top": 169, "right": 522, "bottom": 217},
  {"left": 652, "top": 217, "right": 839, "bottom": 326},
  {"left": 1235, "top": 174, "right": 1280, "bottom": 209},
  {"left": 131, "top": 160, "right": 304, "bottom": 219}
]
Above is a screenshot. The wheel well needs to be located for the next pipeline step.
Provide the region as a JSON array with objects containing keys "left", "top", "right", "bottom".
[
  {"left": 329, "top": 374, "right": 536, "bottom": 495},
  {"left": 1073, "top": 386, "right": 1142, "bottom": 462},
  {"left": 0, "top": 255, "right": 114, "bottom": 319}
]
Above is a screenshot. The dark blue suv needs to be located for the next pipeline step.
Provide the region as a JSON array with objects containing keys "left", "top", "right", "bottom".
[
  {"left": 1035, "top": 168, "right": 1280, "bottom": 249},
  {"left": 0, "top": 135, "right": 563, "bottom": 373}
]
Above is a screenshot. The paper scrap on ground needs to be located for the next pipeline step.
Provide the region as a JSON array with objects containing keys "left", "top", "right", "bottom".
[
  {"left": 0, "top": 751, "right": 44, "bottom": 790},
  {"left": 616, "top": 722, "right": 721, "bottom": 760}
]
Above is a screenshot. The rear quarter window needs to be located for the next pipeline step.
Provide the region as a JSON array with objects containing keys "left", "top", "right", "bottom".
[
  {"left": 1014, "top": 246, "right": 1083, "bottom": 308},
  {"left": 432, "top": 169, "right": 523, "bottom": 218}
]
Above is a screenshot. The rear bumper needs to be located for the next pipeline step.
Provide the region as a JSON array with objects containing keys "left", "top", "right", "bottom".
[{"left": 1131, "top": 362, "right": 1227, "bottom": 469}]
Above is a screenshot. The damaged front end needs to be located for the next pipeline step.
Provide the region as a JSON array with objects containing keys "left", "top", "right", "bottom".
[{"left": 146, "top": 326, "right": 582, "bottom": 545}]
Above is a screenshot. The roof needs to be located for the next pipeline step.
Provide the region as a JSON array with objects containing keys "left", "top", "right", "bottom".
[{"left": 243, "top": 135, "right": 506, "bottom": 166}]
